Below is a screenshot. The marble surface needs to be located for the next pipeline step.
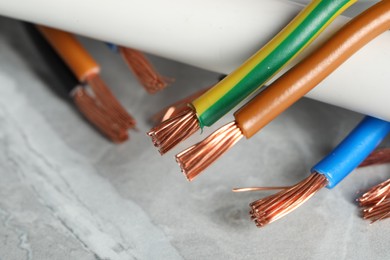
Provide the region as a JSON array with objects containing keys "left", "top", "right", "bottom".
[{"left": 0, "top": 16, "right": 389, "bottom": 260}]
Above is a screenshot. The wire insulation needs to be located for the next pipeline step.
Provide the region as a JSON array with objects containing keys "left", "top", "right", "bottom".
[
  {"left": 192, "top": 0, "right": 356, "bottom": 128},
  {"left": 312, "top": 117, "right": 390, "bottom": 188},
  {"left": 250, "top": 115, "right": 390, "bottom": 227},
  {"left": 235, "top": 0, "right": 390, "bottom": 138},
  {"left": 36, "top": 25, "right": 99, "bottom": 81}
]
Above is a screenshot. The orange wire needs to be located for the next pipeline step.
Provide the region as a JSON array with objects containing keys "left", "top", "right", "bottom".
[{"left": 36, "top": 25, "right": 99, "bottom": 82}]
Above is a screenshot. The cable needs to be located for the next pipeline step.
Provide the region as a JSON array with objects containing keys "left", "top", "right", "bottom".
[
  {"left": 24, "top": 23, "right": 128, "bottom": 142},
  {"left": 176, "top": 0, "right": 390, "bottom": 181},
  {"left": 107, "top": 43, "right": 173, "bottom": 94},
  {"left": 36, "top": 25, "right": 136, "bottom": 131},
  {"left": 244, "top": 116, "right": 390, "bottom": 227},
  {"left": 147, "top": 0, "right": 356, "bottom": 154}
]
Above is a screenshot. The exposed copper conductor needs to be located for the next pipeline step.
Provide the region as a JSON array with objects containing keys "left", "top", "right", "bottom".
[
  {"left": 72, "top": 87, "right": 128, "bottom": 143},
  {"left": 358, "top": 179, "right": 390, "bottom": 223},
  {"left": 147, "top": 109, "right": 199, "bottom": 154},
  {"left": 86, "top": 74, "right": 136, "bottom": 129},
  {"left": 359, "top": 148, "right": 390, "bottom": 167},
  {"left": 176, "top": 122, "right": 243, "bottom": 181},
  {"left": 250, "top": 173, "right": 327, "bottom": 227},
  {"left": 151, "top": 87, "right": 211, "bottom": 124},
  {"left": 119, "top": 47, "right": 173, "bottom": 94},
  {"left": 232, "top": 186, "right": 290, "bottom": 192}
]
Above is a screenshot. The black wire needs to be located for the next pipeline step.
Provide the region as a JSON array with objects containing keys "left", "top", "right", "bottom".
[{"left": 23, "top": 23, "right": 79, "bottom": 97}]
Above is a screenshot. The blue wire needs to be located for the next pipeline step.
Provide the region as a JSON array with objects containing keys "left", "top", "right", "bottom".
[
  {"left": 105, "top": 42, "right": 119, "bottom": 53},
  {"left": 311, "top": 116, "right": 390, "bottom": 189}
]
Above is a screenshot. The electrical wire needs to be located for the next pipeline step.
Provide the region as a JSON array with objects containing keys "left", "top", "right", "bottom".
[
  {"left": 148, "top": 0, "right": 356, "bottom": 154},
  {"left": 24, "top": 23, "right": 128, "bottom": 142},
  {"left": 119, "top": 47, "right": 173, "bottom": 94},
  {"left": 36, "top": 25, "right": 136, "bottom": 131},
  {"left": 243, "top": 116, "right": 390, "bottom": 227},
  {"left": 359, "top": 148, "right": 390, "bottom": 167},
  {"left": 107, "top": 43, "right": 173, "bottom": 94},
  {"left": 176, "top": 0, "right": 390, "bottom": 181},
  {"left": 359, "top": 179, "right": 390, "bottom": 223}
]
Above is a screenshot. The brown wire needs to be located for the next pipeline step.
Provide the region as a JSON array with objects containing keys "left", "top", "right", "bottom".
[
  {"left": 235, "top": 0, "right": 390, "bottom": 138},
  {"left": 176, "top": 122, "right": 243, "bottom": 181},
  {"left": 119, "top": 47, "right": 173, "bottom": 94},
  {"left": 72, "top": 87, "right": 128, "bottom": 143},
  {"left": 173, "top": 0, "right": 390, "bottom": 180}
]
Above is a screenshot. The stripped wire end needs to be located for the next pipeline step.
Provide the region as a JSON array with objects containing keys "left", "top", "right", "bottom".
[
  {"left": 72, "top": 87, "right": 128, "bottom": 143},
  {"left": 147, "top": 108, "right": 199, "bottom": 155},
  {"left": 176, "top": 122, "right": 243, "bottom": 181},
  {"left": 86, "top": 73, "right": 136, "bottom": 130},
  {"left": 250, "top": 173, "right": 327, "bottom": 227},
  {"left": 119, "top": 47, "right": 173, "bottom": 94},
  {"left": 358, "top": 179, "right": 390, "bottom": 223},
  {"left": 359, "top": 148, "right": 390, "bottom": 167},
  {"left": 150, "top": 86, "right": 211, "bottom": 125}
]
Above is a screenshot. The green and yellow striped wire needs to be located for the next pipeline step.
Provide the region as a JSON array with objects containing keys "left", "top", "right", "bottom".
[{"left": 191, "top": 0, "right": 356, "bottom": 128}]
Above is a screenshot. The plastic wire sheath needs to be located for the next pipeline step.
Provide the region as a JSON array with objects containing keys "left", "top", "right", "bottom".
[
  {"left": 24, "top": 23, "right": 78, "bottom": 96},
  {"left": 235, "top": 0, "right": 390, "bottom": 138},
  {"left": 36, "top": 26, "right": 100, "bottom": 82},
  {"left": 192, "top": 0, "right": 356, "bottom": 128},
  {"left": 312, "top": 116, "right": 390, "bottom": 189}
]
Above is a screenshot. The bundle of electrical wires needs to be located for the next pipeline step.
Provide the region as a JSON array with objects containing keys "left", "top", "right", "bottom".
[
  {"left": 356, "top": 149, "right": 390, "bottom": 222},
  {"left": 359, "top": 178, "right": 390, "bottom": 222},
  {"left": 176, "top": 0, "right": 390, "bottom": 181},
  {"left": 231, "top": 116, "right": 390, "bottom": 227},
  {"left": 25, "top": 24, "right": 135, "bottom": 142},
  {"left": 107, "top": 43, "right": 173, "bottom": 94},
  {"left": 148, "top": 0, "right": 357, "bottom": 154}
]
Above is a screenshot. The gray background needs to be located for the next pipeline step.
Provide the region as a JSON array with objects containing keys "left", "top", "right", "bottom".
[{"left": 0, "top": 2, "right": 389, "bottom": 258}]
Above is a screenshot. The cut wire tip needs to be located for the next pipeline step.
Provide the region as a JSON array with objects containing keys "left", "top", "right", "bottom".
[
  {"left": 176, "top": 122, "right": 243, "bottom": 181},
  {"left": 72, "top": 87, "right": 129, "bottom": 143},
  {"left": 147, "top": 108, "right": 199, "bottom": 155},
  {"left": 249, "top": 173, "right": 327, "bottom": 227},
  {"left": 358, "top": 179, "right": 390, "bottom": 223},
  {"left": 119, "top": 47, "right": 174, "bottom": 94},
  {"left": 86, "top": 74, "right": 136, "bottom": 130}
]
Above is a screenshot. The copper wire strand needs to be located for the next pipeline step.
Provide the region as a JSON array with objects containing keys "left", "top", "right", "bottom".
[
  {"left": 147, "top": 109, "right": 199, "bottom": 154},
  {"left": 119, "top": 47, "right": 173, "bottom": 94},
  {"left": 176, "top": 122, "right": 243, "bottom": 181},
  {"left": 150, "top": 86, "right": 212, "bottom": 124},
  {"left": 249, "top": 173, "right": 328, "bottom": 227},
  {"left": 358, "top": 179, "right": 390, "bottom": 223},
  {"left": 86, "top": 73, "right": 136, "bottom": 129},
  {"left": 359, "top": 148, "right": 390, "bottom": 167},
  {"left": 71, "top": 87, "right": 129, "bottom": 143},
  {"left": 232, "top": 187, "right": 291, "bottom": 192}
]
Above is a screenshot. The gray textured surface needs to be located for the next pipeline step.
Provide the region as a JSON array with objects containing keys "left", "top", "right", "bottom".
[{"left": 0, "top": 15, "right": 389, "bottom": 260}]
